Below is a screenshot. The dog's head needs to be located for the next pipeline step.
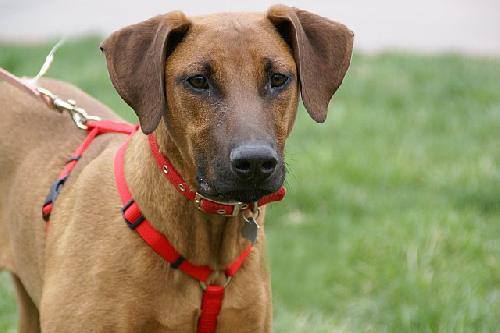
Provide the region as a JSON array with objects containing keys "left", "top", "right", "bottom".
[{"left": 101, "top": 5, "right": 353, "bottom": 203}]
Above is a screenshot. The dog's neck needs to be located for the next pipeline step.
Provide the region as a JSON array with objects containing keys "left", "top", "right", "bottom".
[{"left": 123, "top": 123, "right": 257, "bottom": 271}]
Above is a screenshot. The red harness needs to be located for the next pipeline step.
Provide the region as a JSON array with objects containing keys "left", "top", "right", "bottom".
[
  {"left": 41, "top": 119, "right": 285, "bottom": 333},
  {"left": 1, "top": 63, "right": 285, "bottom": 332}
]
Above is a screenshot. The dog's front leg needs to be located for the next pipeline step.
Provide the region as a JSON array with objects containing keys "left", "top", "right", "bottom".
[{"left": 11, "top": 274, "right": 41, "bottom": 333}]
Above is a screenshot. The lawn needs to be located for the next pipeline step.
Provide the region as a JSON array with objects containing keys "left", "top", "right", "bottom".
[{"left": 1, "top": 37, "right": 499, "bottom": 332}]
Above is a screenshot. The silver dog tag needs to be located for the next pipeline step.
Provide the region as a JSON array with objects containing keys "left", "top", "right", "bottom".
[{"left": 241, "top": 217, "right": 259, "bottom": 244}]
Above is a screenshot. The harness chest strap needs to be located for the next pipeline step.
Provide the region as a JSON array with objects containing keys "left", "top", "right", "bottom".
[{"left": 198, "top": 285, "right": 225, "bottom": 333}]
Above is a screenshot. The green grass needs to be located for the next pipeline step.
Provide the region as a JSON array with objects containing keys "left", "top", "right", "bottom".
[
  {"left": 1, "top": 38, "right": 499, "bottom": 332},
  {"left": 0, "top": 274, "right": 16, "bottom": 333}
]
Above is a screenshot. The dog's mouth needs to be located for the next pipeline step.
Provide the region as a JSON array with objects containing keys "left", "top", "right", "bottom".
[
  {"left": 196, "top": 176, "right": 280, "bottom": 203},
  {"left": 213, "top": 189, "right": 274, "bottom": 203}
]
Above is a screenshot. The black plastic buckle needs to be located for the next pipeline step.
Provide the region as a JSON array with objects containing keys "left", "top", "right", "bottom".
[
  {"left": 43, "top": 176, "right": 68, "bottom": 207},
  {"left": 170, "top": 255, "right": 185, "bottom": 269},
  {"left": 121, "top": 199, "right": 145, "bottom": 229},
  {"left": 42, "top": 176, "right": 68, "bottom": 221},
  {"left": 66, "top": 154, "right": 81, "bottom": 164}
]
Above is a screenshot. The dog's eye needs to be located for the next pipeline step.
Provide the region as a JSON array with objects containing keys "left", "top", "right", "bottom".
[
  {"left": 270, "top": 73, "right": 289, "bottom": 88},
  {"left": 187, "top": 75, "right": 209, "bottom": 90}
]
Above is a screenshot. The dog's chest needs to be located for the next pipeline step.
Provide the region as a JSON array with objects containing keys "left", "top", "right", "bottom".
[
  {"left": 74, "top": 241, "right": 270, "bottom": 332},
  {"left": 134, "top": 268, "right": 269, "bottom": 332}
]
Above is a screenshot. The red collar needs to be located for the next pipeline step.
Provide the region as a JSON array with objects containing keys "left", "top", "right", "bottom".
[{"left": 147, "top": 133, "right": 286, "bottom": 216}]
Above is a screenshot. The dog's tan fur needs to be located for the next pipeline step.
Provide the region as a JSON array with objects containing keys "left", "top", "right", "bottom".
[{"left": 0, "top": 6, "right": 352, "bottom": 332}]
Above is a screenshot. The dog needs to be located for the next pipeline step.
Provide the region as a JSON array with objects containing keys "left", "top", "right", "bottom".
[{"left": 0, "top": 5, "right": 353, "bottom": 332}]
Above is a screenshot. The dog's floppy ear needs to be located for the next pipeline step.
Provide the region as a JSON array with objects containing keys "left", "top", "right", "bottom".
[
  {"left": 100, "top": 12, "right": 191, "bottom": 133},
  {"left": 267, "top": 5, "right": 354, "bottom": 123}
]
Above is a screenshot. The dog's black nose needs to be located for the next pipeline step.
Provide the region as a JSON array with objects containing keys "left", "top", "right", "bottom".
[{"left": 230, "top": 144, "right": 278, "bottom": 181}]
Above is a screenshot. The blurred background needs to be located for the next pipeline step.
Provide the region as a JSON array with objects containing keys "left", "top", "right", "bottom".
[
  {"left": 1, "top": 1, "right": 499, "bottom": 332},
  {"left": 2, "top": 0, "right": 500, "bottom": 54}
]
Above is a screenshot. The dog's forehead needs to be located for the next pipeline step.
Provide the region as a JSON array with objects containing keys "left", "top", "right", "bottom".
[
  {"left": 190, "top": 12, "right": 268, "bottom": 32},
  {"left": 173, "top": 12, "right": 294, "bottom": 68},
  {"left": 188, "top": 12, "right": 281, "bottom": 45}
]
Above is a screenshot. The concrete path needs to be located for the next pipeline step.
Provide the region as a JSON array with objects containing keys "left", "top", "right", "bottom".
[{"left": 0, "top": 0, "right": 499, "bottom": 55}]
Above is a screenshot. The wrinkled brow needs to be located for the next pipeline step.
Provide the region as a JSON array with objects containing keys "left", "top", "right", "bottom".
[{"left": 175, "top": 60, "right": 214, "bottom": 80}]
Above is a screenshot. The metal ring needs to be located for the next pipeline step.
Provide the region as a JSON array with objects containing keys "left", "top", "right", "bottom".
[
  {"left": 199, "top": 275, "right": 232, "bottom": 291},
  {"left": 252, "top": 201, "right": 258, "bottom": 215},
  {"left": 163, "top": 165, "right": 169, "bottom": 174},
  {"left": 243, "top": 207, "right": 260, "bottom": 223},
  {"left": 178, "top": 184, "right": 185, "bottom": 192}
]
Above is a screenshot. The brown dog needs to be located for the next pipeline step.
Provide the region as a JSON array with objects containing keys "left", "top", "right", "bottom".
[{"left": 0, "top": 5, "right": 353, "bottom": 332}]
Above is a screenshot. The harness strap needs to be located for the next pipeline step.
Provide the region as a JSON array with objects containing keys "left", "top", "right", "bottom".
[
  {"left": 197, "top": 285, "right": 225, "bottom": 333},
  {"left": 115, "top": 138, "right": 254, "bottom": 332},
  {"left": 42, "top": 121, "right": 136, "bottom": 222},
  {"left": 115, "top": 140, "right": 213, "bottom": 281},
  {"left": 115, "top": 139, "right": 253, "bottom": 281}
]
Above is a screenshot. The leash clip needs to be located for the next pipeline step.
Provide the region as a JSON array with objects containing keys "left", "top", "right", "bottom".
[{"left": 37, "top": 87, "right": 101, "bottom": 130}]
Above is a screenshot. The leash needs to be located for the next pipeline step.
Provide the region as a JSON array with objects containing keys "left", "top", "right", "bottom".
[
  {"left": 1, "top": 66, "right": 286, "bottom": 332},
  {"left": 0, "top": 67, "right": 101, "bottom": 129}
]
